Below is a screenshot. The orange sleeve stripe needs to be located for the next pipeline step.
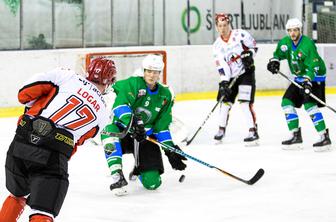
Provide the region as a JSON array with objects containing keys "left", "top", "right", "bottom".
[
  {"left": 18, "top": 82, "right": 55, "bottom": 104},
  {"left": 25, "top": 86, "right": 59, "bottom": 116}
]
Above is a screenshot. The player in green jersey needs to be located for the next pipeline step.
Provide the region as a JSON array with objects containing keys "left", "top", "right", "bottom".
[
  {"left": 101, "top": 54, "right": 187, "bottom": 195},
  {"left": 267, "top": 18, "right": 331, "bottom": 152}
]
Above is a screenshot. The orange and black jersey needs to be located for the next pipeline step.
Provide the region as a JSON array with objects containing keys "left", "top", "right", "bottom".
[{"left": 18, "top": 68, "right": 109, "bottom": 153}]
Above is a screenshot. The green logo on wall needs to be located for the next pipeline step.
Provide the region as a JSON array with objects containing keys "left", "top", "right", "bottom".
[{"left": 181, "top": 6, "right": 201, "bottom": 33}]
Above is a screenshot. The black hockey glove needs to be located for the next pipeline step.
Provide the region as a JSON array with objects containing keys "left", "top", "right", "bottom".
[
  {"left": 218, "top": 81, "right": 231, "bottom": 99},
  {"left": 267, "top": 58, "right": 280, "bottom": 74},
  {"left": 240, "top": 50, "right": 254, "bottom": 69},
  {"left": 301, "top": 78, "right": 312, "bottom": 95},
  {"left": 131, "top": 114, "right": 146, "bottom": 142},
  {"left": 165, "top": 145, "right": 187, "bottom": 171}
]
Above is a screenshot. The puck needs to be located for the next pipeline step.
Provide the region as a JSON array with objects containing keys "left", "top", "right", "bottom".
[{"left": 179, "top": 174, "right": 185, "bottom": 183}]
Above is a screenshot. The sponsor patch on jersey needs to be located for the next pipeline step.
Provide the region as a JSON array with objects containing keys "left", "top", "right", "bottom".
[
  {"left": 298, "top": 52, "right": 302, "bottom": 58},
  {"left": 137, "top": 89, "right": 146, "bottom": 97},
  {"left": 280, "top": 45, "right": 288, "bottom": 52}
]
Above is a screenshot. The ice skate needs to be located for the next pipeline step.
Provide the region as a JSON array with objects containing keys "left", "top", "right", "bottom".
[
  {"left": 244, "top": 127, "right": 259, "bottom": 147},
  {"left": 313, "top": 129, "right": 332, "bottom": 152},
  {"left": 282, "top": 128, "right": 303, "bottom": 150},
  {"left": 110, "top": 170, "right": 128, "bottom": 196},
  {"left": 214, "top": 127, "right": 225, "bottom": 143},
  {"left": 128, "top": 166, "right": 139, "bottom": 181}
]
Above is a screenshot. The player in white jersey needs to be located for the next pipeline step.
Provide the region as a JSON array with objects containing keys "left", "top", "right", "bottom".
[
  {"left": 0, "top": 58, "right": 115, "bottom": 222},
  {"left": 213, "top": 13, "right": 259, "bottom": 145}
]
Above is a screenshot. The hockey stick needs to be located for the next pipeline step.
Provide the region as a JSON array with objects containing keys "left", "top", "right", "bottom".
[
  {"left": 277, "top": 71, "right": 336, "bottom": 114},
  {"left": 147, "top": 137, "right": 264, "bottom": 185},
  {"left": 101, "top": 114, "right": 134, "bottom": 139},
  {"left": 186, "top": 75, "right": 239, "bottom": 145}
]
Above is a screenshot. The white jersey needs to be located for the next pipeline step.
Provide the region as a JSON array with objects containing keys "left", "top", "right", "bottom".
[
  {"left": 18, "top": 68, "right": 110, "bottom": 147},
  {"left": 213, "top": 29, "right": 257, "bottom": 82}
]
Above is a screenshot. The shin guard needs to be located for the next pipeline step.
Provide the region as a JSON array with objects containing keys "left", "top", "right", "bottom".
[{"left": 0, "top": 195, "right": 26, "bottom": 222}]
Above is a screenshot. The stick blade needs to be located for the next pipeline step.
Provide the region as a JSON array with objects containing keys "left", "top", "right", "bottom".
[{"left": 247, "top": 168, "right": 265, "bottom": 185}]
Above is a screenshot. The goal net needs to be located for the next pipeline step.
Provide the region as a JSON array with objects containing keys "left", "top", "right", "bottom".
[{"left": 83, "top": 50, "right": 167, "bottom": 84}]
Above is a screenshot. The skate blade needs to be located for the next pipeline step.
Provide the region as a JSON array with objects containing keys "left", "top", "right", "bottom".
[
  {"left": 112, "top": 187, "right": 128, "bottom": 196},
  {"left": 282, "top": 143, "right": 303, "bottom": 150},
  {"left": 244, "top": 140, "right": 259, "bottom": 147},
  {"left": 314, "top": 144, "right": 332, "bottom": 152}
]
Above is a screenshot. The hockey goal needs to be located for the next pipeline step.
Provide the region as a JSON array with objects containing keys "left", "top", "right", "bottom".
[{"left": 83, "top": 50, "right": 167, "bottom": 84}]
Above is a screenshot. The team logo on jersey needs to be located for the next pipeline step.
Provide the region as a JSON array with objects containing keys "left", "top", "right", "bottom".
[
  {"left": 137, "top": 89, "right": 146, "bottom": 97},
  {"left": 298, "top": 52, "right": 302, "bottom": 58},
  {"left": 155, "top": 107, "right": 161, "bottom": 112},
  {"left": 280, "top": 45, "right": 288, "bottom": 52}
]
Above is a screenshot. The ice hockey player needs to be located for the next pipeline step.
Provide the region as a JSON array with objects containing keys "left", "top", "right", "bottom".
[
  {"left": 267, "top": 18, "right": 332, "bottom": 152},
  {"left": 0, "top": 57, "right": 115, "bottom": 222},
  {"left": 101, "top": 54, "right": 187, "bottom": 196},
  {"left": 212, "top": 13, "right": 259, "bottom": 145}
]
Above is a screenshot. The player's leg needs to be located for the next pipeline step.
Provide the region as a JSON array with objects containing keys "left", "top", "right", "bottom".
[
  {"left": 281, "top": 85, "right": 304, "bottom": 149},
  {"left": 237, "top": 72, "right": 259, "bottom": 144},
  {"left": 305, "top": 81, "right": 331, "bottom": 151},
  {"left": 214, "top": 77, "right": 238, "bottom": 141},
  {"left": 0, "top": 139, "right": 30, "bottom": 222},
  {"left": 136, "top": 139, "right": 164, "bottom": 190},
  {"left": 102, "top": 124, "right": 128, "bottom": 193},
  {"left": 0, "top": 195, "right": 26, "bottom": 222},
  {"left": 27, "top": 152, "right": 69, "bottom": 220},
  {"left": 303, "top": 102, "right": 331, "bottom": 150},
  {"left": 29, "top": 214, "right": 53, "bottom": 222},
  {"left": 214, "top": 102, "right": 232, "bottom": 140}
]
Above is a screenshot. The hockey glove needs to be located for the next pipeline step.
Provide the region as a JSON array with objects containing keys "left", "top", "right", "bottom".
[
  {"left": 301, "top": 78, "right": 312, "bottom": 95},
  {"left": 165, "top": 145, "right": 187, "bottom": 171},
  {"left": 267, "top": 58, "right": 280, "bottom": 74},
  {"left": 240, "top": 50, "right": 254, "bottom": 69},
  {"left": 218, "top": 81, "right": 231, "bottom": 99},
  {"left": 131, "top": 114, "right": 146, "bottom": 142}
]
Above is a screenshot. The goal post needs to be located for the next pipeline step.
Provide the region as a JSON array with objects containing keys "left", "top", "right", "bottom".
[{"left": 84, "top": 50, "right": 167, "bottom": 84}]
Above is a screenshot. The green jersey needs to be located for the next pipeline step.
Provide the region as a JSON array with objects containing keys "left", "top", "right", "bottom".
[
  {"left": 104, "top": 76, "right": 175, "bottom": 146},
  {"left": 273, "top": 35, "right": 326, "bottom": 82}
]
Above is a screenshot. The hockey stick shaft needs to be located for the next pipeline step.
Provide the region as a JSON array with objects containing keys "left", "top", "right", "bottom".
[
  {"left": 277, "top": 71, "right": 336, "bottom": 114},
  {"left": 147, "top": 137, "right": 264, "bottom": 185},
  {"left": 186, "top": 75, "right": 239, "bottom": 146},
  {"left": 101, "top": 114, "right": 134, "bottom": 138}
]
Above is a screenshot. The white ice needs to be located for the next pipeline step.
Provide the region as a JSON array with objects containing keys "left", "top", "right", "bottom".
[{"left": 1, "top": 95, "right": 336, "bottom": 222}]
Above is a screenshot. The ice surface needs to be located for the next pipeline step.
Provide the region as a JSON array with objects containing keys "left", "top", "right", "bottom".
[{"left": 1, "top": 96, "right": 336, "bottom": 222}]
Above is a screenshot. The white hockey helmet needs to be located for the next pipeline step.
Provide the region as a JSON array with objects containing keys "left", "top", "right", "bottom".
[
  {"left": 142, "top": 54, "right": 164, "bottom": 72},
  {"left": 285, "top": 18, "right": 302, "bottom": 31}
]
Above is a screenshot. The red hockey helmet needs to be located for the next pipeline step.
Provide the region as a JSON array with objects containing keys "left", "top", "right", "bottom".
[
  {"left": 87, "top": 57, "right": 117, "bottom": 85},
  {"left": 215, "top": 13, "right": 230, "bottom": 24}
]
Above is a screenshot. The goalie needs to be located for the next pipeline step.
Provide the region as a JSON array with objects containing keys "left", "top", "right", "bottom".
[{"left": 101, "top": 54, "right": 187, "bottom": 195}]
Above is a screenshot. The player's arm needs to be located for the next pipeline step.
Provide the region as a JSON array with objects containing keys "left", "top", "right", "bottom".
[
  {"left": 239, "top": 30, "right": 257, "bottom": 71},
  {"left": 303, "top": 42, "right": 321, "bottom": 80},
  {"left": 240, "top": 30, "right": 258, "bottom": 55},
  {"left": 267, "top": 38, "right": 288, "bottom": 74},
  {"left": 153, "top": 90, "right": 187, "bottom": 171},
  {"left": 18, "top": 68, "right": 72, "bottom": 114},
  {"left": 110, "top": 78, "right": 138, "bottom": 128},
  {"left": 213, "top": 47, "right": 231, "bottom": 82}
]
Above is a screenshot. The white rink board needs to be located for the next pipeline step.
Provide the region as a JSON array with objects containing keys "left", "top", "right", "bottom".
[{"left": 1, "top": 44, "right": 336, "bottom": 107}]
